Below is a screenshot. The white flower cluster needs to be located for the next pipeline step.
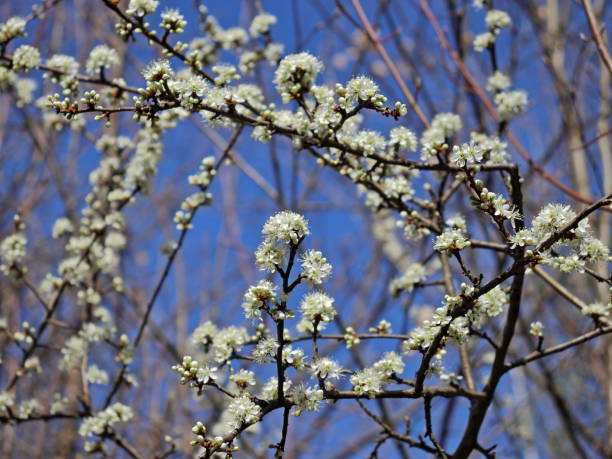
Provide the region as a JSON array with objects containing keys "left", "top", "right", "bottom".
[
  {"left": 474, "top": 9, "right": 511, "bottom": 52},
  {"left": 241, "top": 279, "right": 278, "bottom": 320},
  {"left": 397, "top": 210, "right": 431, "bottom": 241},
  {"left": 389, "top": 263, "right": 427, "bottom": 297},
  {"left": 52, "top": 217, "right": 74, "bottom": 238},
  {"left": 173, "top": 157, "right": 217, "bottom": 230},
  {"left": 0, "top": 215, "right": 27, "bottom": 279},
  {"left": 262, "top": 210, "right": 310, "bottom": 245},
  {"left": 466, "top": 286, "right": 508, "bottom": 326},
  {"left": 389, "top": 126, "right": 418, "bottom": 153},
  {"left": 78, "top": 403, "right": 133, "bottom": 437},
  {"left": 86, "top": 45, "right": 119, "bottom": 75},
  {"left": 469, "top": 132, "right": 508, "bottom": 163},
  {"left": 126, "top": 0, "right": 159, "bottom": 16},
  {"left": 310, "top": 357, "right": 343, "bottom": 381},
  {"left": 0, "top": 17, "right": 26, "bottom": 43},
  {"left": 291, "top": 385, "right": 324, "bottom": 416},
  {"left": 485, "top": 9, "right": 512, "bottom": 31},
  {"left": 0, "top": 391, "right": 14, "bottom": 416},
  {"left": 226, "top": 396, "right": 261, "bottom": 430},
  {"left": 510, "top": 203, "right": 609, "bottom": 272},
  {"left": 472, "top": 183, "right": 521, "bottom": 226},
  {"left": 125, "top": 130, "right": 163, "bottom": 193},
  {"left": 0, "top": 232, "right": 26, "bottom": 278},
  {"left": 350, "top": 351, "right": 404, "bottom": 398},
  {"left": 582, "top": 302, "right": 611, "bottom": 318},
  {"left": 473, "top": 32, "right": 496, "bottom": 52},
  {"left": 369, "top": 319, "right": 392, "bottom": 334},
  {"left": 51, "top": 393, "right": 69, "bottom": 415},
  {"left": 190, "top": 321, "right": 250, "bottom": 363},
  {"left": 18, "top": 398, "right": 41, "bottom": 418},
  {"left": 383, "top": 174, "right": 415, "bottom": 201},
  {"left": 212, "top": 63, "right": 240, "bottom": 86},
  {"left": 494, "top": 90, "right": 528, "bottom": 121},
  {"left": 429, "top": 349, "right": 463, "bottom": 383},
  {"left": 13, "top": 45, "right": 40, "bottom": 72},
  {"left": 14, "top": 321, "right": 36, "bottom": 345},
  {"left": 141, "top": 59, "right": 173, "bottom": 94},
  {"left": 404, "top": 292, "right": 468, "bottom": 352},
  {"left": 274, "top": 52, "right": 323, "bottom": 102},
  {"left": 486, "top": 71, "right": 511, "bottom": 92},
  {"left": 160, "top": 9, "right": 187, "bottom": 34},
  {"left": 252, "top": 336, "right": 278, "bottom": 363},
  {"left": 172, "top": 355, "right": 219, "bottom": 390},
  {"left": 87, "top": 365, "right": 109, "bottom": 385},
  {"left": 451, "top": 141, "right": 484, "bottom": 166},
  {"left": 299, "top": 291, "right": 336, "bottom": 325},
  {"left": 300, "top": 250, "right": 332, "bottom": 285},
  {"left": 259, "top": 377, "right": 291, "bottom": 401},
  {"left": 254, "top": 240, "right": 286, "bottom": 273},
  {"left": 282, "top": 346, "right": 306, "bottom": 371},
  {"left": 58, "top": 336, "right": 87, "bottom": 370},
  {"left": 420, "top": 112, "right": 462, "bottom": 159},
  {"left": 172, "top": 74, "right": 209, "bottom": 110},
  {"left": 337, "top": 75, "right": 387, "bottom": 109},
  {"left": 249, "top": 13, "right": 277, "bottom": 38},
  {"left": 529, "top": 321, "right": 544, "bottom": 338},
  {"left": 434, "top": 228, "right": 471, "bottom": 252},
  {"left": 187, "top": 156, "right": 217, "bottom": 188},
  {"left": 230, "top": 369, "right": 256, "bottom": 391}
]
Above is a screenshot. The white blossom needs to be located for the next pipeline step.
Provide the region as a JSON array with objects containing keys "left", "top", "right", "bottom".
[
  {"left": 259, "top": 377, "right": 291, "bottom": 401},
  {"left": 241, "top": 280, "right": 277, "bottom": 320},
  {"left": 291, "top": 385, "right": 324, "bottom": 416},
  {"left": 300, "top": 249, "right": 332, "bottom": 285},
  {"left": 78, "top": 403, "right": 133, "bottom": 437},
  {"left": 86, "top": 45, "right": 119, "bottom": 75},
  {"left": 389, "top": 263, "right": 427, "bottom": 296},
  {"left": 212, "top": 63, "right": 240, "bottom": 86},
  {"left": 486, "top": 10, "right": 512, "bottom": 32},
  {"left": 350, "top": 367, "right": 385, "bottom": 398},
  {"left": 274, "top": 52, "right": 322, "bottom": 102},
  {"left": 160, "top": 9, "right": 187, "bottom": 34},
  {"left": 434, "top": 228, "right": 471, "bottom": 252},
  {"left": 87, "top": 365, "right": 109, "bottom": 385},
  {"left": 255, "top": 240, "right": 286, "bottom": 272},
  {"left": 389, "top": 126, "right": 418, "bottom": 152},
  {"left": 343, "top": 75, "right": 381, "bottom": 105},
  {"left": 300, "top": 291, "right": 336, "bottom": 324},
  {"left": 226, "top": 396, "right": 261, "bottom": 430},
  {"left": 582, "top": 302, "right": 611, "bottom": 318},
  {"left": 59, "top": 336, "right": 87, "bottom": 370},
  {"left": 249, "top": 13, "right": 276, "bottom": 38},
  {"left": 230, "top": 369, "right": 256, "bottom": 389},
  {"left": 18, "top": 398, "right": 41, "bottom": 418},
  {"left": 262, "top": 210, "right": 309, "bottom": 244},
  {"left": 474, "top": 32, "right": 495, "bottom": 52},
  {"left": 52, "top": 217, "right": 74, "bottom": 238},
  {"left": 252, "top": 337, "right": 279, "bottom": 363},
  {"left": 0, "top": 17, "right": 26, "bottom": 42},
  {"left": 486, "top": 71, "right": 511, "bottom": 92},
  {"left": 13, "top": 45, "right": 40, "bottom": 72},
  {"left": 0, "top": 391, "right": 15, "bottom": 416},
  {"left": 310, "top": 358, "right": 343, "bottom": 380},
  {"left": 126, "top": 0, "right": 158, "bottom": 16},
  {"left": 529, "top": 321, "right": 544, "bottom": 337},
  {"left": 451, "top": 142, "right": 484, "bottom": 165},
  {"left": 494, "top": 90, "right": 528, "bottom": 121}
]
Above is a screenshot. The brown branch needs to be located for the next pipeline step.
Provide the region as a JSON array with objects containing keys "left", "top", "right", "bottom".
[
  {"left": 350, "top": 0, "right": 430, "bottom": 128},
  {"left": 580, "top": 0, "right": 612, "bottom": 76},
  {"left": 506, "top": 326, "right": 612, "bottom": 371}
]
